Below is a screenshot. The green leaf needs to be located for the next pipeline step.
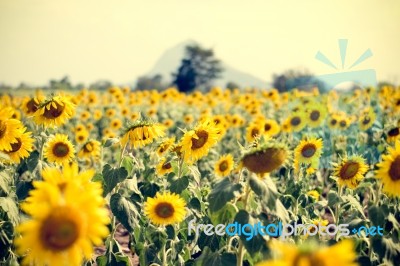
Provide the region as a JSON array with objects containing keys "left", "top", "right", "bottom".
[
  {"left": 16, "top": 180, "right": 34, "bottom": 201},
  {"left": 110, "top": 193, "right": 137, "bottom": 232},
  {"left": 0, "top": 172, "right": 12, "bottom": 195},
  {"left": 208, "top": 178, "right": 242, "bottom": 213},
  {"left": 210, "top": 203, "right": 238, "bottom": 225},
  {"left": 103, "top": 138, "right": 119, "bottom": 147},
  {"left": 26, "top": 151, "right": 39, "bottom": 172},
  {"left": 0, "top": 197, "right": 19, "bottom": 225},
  {"left": 343, "top": 195, "right": 366, "bottom": 219},
  {"left": 327, "top": 191, "right": 340, "bottom": 206},
  {"left": 194, "top": 247, "right": 237, "bottom": 266},
  {"left": 102, "top": 164, "right": 128, "bottom": 195},
  {"left": 95, "top": 255, "right": 108, "bottom": 266},
  {"left": 121, "top": 156, "right": 135, "bottom": 175},
  {"left": 138, "top": 182, "right": 160, "bottom": 198},
  {"left": 147, "top": 230, "right": 167, "bottom": 252},
  {"left": 368, "top": 205, "right": 385, "bottom": 227},
  {"left": 169, "top": 175, "right": 189, "bottom": 194}
]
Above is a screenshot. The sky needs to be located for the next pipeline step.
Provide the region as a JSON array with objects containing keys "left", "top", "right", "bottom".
[{"left": 0, "top": 0, "right": 399, "bottom": 87}]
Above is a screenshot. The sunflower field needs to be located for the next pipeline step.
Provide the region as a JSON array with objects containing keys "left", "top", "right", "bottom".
[{"left": 0, "top": 85, "right": 399, "bottom": 266}]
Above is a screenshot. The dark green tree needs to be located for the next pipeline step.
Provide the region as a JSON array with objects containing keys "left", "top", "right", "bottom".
[{"left": 172, "top": 45, "right": 223, "bottom": 92}]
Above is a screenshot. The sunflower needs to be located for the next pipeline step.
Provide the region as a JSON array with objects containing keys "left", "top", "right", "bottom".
[
  {"left": 386, "top": 127, "right": 400, "bottom": 143},
  {"left": 110, "top": 118, "right": 123, "bottom": 130},
  {"left": 262, "top": 118, "right": 281, "bottom": 137},
  {"left": 332, "top": 155, "right": 368, "bottom": 189},
  {"left": 33, "top": 95, "right": 76, "bottom": 127},
  {"left": 338, "top": 116, "right": 352, "bottom": 130},
  {"left": 256, "top": 239, "right": 358, "bottom": 266},
  {"left": 156, "top": 158, "right": 173, "bottom": 176},
  {"left": 144, "top": 192, "right": 186, "bottom": 226},
  {"left": 179, "top": 119, "right": 221, "bottom": 163},
  {"left": 80, "top": 110, "right": 91, "bottom": 121},
  {"left": 15, "top": 163, "right": 110, "bottom": 266},
  {"left": 239, "top": 138, "right": 289, "bottom": 178},
  {"left": 306, "top": 105, "right": 327, "bottom": 128},
  {"left": 156, "top": 137, "right": 175, "bottom": 157},
  {"left": 294, "top": 138, "right": 323, "bottom": 173},
  {"left": 121, "top": 120, "right": 165, "bottom": 148},
  {"left": 163, "top": 119, "right": 174, "bottom": 128},
  {"left": 286, "top": 112, "right": 306, "bottom": 132},
  {"left": 327, "top": 114, "right": 340, "bottom": 129},
  {"left": 21, "top": 95, "right": 44, "bottom": 115},
  {"left": 358, "top": 108, "right": 376, "bottom": 131},
  {"left": 375, "top": 140, "right": 400, "bottom": 197},
  {"left": 246, "top": 122, "right": 264, "bottom": 143},
  {"left": 0, "top": 108, "right": 23, "bottom": 151},
  {"left": 2, "top": 128, "right": 34, "bottom": 164},
  {"left": 44, "top": 134, "right": 75, "bottom": 164},
  {"left": 306, "top": 190, "right": 320, "bottom": 201},
  {"left": 214, "top": 154, "right": 234, "bottom": 177},
  {"left": 78, "top": 140, "right": 101, "bottom": 159},
  {"left": 75, "top": 130, "right": 89, "bottom": 144}
]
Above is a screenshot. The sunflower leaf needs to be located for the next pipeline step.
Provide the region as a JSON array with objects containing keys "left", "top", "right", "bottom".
[
  {"left": 102, "top": 164, "right": 128, "bottom": 195},
  {"left": 169, "top": 175, "right": 189, "bottom": 194},
  {"left": 208, "top": 178, "right": 242, "bottom": 213},
  {"left": 110, "top": 193, "right": 137, "bottom": 233}
]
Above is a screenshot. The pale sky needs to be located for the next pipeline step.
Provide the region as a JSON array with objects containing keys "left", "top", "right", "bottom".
[{"left": 0, "top": 0, "right": 399, "bottom": 86}]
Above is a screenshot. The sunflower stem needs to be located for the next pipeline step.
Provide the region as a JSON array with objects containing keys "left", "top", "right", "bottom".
[
  {"left": 335, "top": 185, "right": 344, "bottom": 224},
  {"left": 237, "top": 179, "right": 251, "bottom": 266},
  {"left": 161, "top": 240, "right": 167, "bottom": 266}
]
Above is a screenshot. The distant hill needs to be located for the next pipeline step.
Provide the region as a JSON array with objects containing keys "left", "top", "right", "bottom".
[{"left": 144, "top": 40, "right": 269, "bottom": 88}]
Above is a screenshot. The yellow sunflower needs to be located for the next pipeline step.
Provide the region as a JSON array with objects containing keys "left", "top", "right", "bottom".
[
  {"left": 358, "top": 108, "right": 376, "bottom": 131},
  {"left": 21, "top": 95, "right": 44, "bottom": 115},
  {"left": 75, "top": 130, "right": 89, "bottom": 144},
  {"left": 386, "top": 127, "right": 400, "bottom": 143},
  {"left": 180, "top": 120, "right": 221, "bottom": 163},
  {"left": 327, "top": 114, "right": 340, "bottom": 129},
  {"left": 44, "top": 134, "right": 75, "bottom": 164},
  {"left": 294, "top": 138, "right": 323, "bottom": 173},
  {"left": 306, "top": 105, "right": 327, "bottom": 128},
  {"left": 306, "top": 190, "right": 320, "bottom": 201},
  {"left": 33, "top": 95, "right": 76, "bottom": 127},
  {"left": 239, "top": 138, "right": 289, "bottom": 178},
  {"left": 262, "top": 118, "right": 281, "bottom": 137},
  {"left": 257, "top": 239, "right": 358, "bottom": 266},
  {"left": 214, "top": 154, "right": 234, "bottom": 177},
  {"left": 375, "top": 140, "right": 400, "bottom": 197},
  {"left": 0, "top": 108, "right": 23, "bottom": 151},
  {"left": 111, "top": 118, "right": 123, "bottom": 130},
  {"left": 156, "top": 137, "right": 175, "bottom": 157},
  {"left": 144, "top": 192, "right": 186, "bottom": 226},
  {"left": 121, "top": 120, "right": 166, "bottom": 149},
  {"left": 332, "top": 155, "right": 368, "bottom": 189},
  {"left": 2, "top": 128, "right": 34, "bottom": 164},
  {"left": 286, "top": 112, "right": 306, "bottom": 132},
  {"left": 15, "top": 163, "right": 110, "bottom": 266},
  {"left": 78, "top": 140, "right": 101, "bottom": 159},
  {"left": 156, "top": 158, "right": 173, "bottom": 177},
  {"left": 246, "top": 122, "right": 264, "bottom": 143}
]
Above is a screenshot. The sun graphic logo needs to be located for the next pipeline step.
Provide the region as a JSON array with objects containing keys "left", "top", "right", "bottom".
[{"left": 315, "top": 39, "right": 377, "bottom": 90}]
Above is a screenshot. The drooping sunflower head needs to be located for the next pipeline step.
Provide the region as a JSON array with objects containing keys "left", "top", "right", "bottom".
[
  {"left": 144, "top": 192, "right": 186, "bottom": 226},
  {"left": 33, "top": 95, "right": 76, "bottom": 127},
  {"left": 179, "top": 119, "right": 221, "bottom": 163},
  {"left": 239, "top": 138, "right": 290, "bottom": 177},
  {"left": 121, "top": 120, "right": 166, "bottom": 148},
  {"left": 376, "top": 140, "right": 400, "bottom": 197},
  {"left": 214, "top": 154, "right": 234, "bottom": 177},
  {"left": 332, "top": 155, "right": 368, "bottom": 189},
  {"left": 44, "top": 134, "right": 75, "bottom": 164},
  {"left": 156, "top": 137, "right": 175, "bottom": 157}
]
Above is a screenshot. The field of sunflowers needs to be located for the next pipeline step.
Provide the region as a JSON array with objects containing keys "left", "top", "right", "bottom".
[{"left": 0, "top": 85, "right": 399, "bottom": 266}]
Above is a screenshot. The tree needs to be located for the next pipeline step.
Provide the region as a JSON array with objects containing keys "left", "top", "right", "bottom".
[
  {"left": 136, "top": 74, "right": 166, "bottom": 91},
  {"left": 172, "top": 44, "right": 223, "bottom": 92},
  {"left": 272, "top": 69, "right": 326, "bottom": 93}
]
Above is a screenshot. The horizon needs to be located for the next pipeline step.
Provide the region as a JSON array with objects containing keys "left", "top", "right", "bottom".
[{"left": 1, "top": 0, "right": 400, "bottom": 87}]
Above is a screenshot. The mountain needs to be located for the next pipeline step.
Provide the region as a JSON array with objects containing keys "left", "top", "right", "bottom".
[{"left": 144, "top": 40, "right": 269, "bottom": 88}]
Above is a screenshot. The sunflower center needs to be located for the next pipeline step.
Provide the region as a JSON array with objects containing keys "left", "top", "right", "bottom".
[
  {"left": 293, "top": 253, "right": 325, "bottom": 266},
  {"left": 301, "top": 144, "right": 317, "bottom": 158},
  {"left": 251, "top": 128, "right": 260, "bottom": 137},
  {"left": 290, "top": 117, "right": 301, "bottom": 126},
  {"left": 388, "top": 156, "right": 400, "bottom": 181},
  {"left": 242, "top": 148, "right": 287, "bottom": 174},
  {"left": 26, "top": 99, "right": 39, "bottom": 113},
  {"left": 155, "top": 202, "right": 174, "bottom": 218},
  {"left": 339, "top": 161, "right": 359, "bottom": 180},
  {"left": 264, "top": 123, "right": 271, "bottom": 131},
  {"left": 43, "top": 102, "right": 65, "bottom": 119},
  {"left": 162, "top": 162, "right": 172, "bottom": 170},
  {"left": 339, "top": 120, "right": 347, "bottom": 127},
  {"left": 388, "top": 127, "right": 400, "bottom": 137},
  {"left": 310, "top": 110, "right": 320, "bottom": 121},
  {"left": 191, "top": 130, "right": 209, "bottom": 149},
  {"left": 52, "top": 142, "right": 70, "bottom": 157},
  {"left": 0, "top": 121, "right": 6, "bottom": 139},
  {"left": 362, "top": 116, "right": 371, "bottom": 125},
  {"left": 330, "top": 119, "right": 337, "bottom": 126},
  {"left": 40, "top": 210, "right": 80, "bottom": 251},
  {"left": 8, "top": 138, "right": 22, "bottom": 153},
  {"left": 219, "top": 161, "right": 229, "bottom": 172}
]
